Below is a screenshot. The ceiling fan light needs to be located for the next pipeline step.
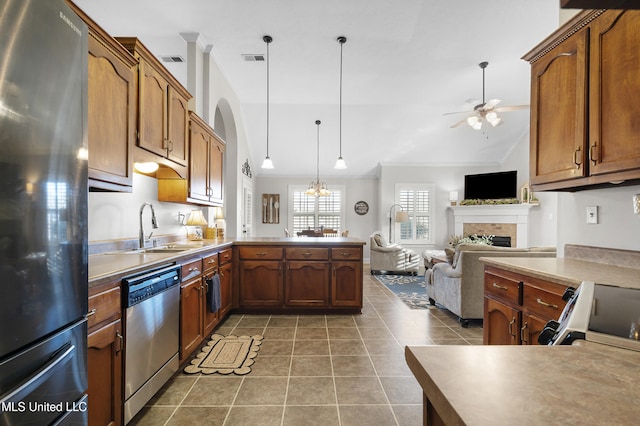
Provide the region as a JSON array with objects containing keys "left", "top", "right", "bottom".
[{"left": 467, "top": 116, "right": 478, "bottom": 125}]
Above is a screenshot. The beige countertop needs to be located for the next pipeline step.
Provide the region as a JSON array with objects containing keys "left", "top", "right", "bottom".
[
  {"left": 89, "top": 237, "right": 365, "bottom": 286},
  {"left": 405, "top": 343, "right": 640, "bottom": 425},
  {"left": 480, "top": 257, "right": 640, "bottom": 289}
]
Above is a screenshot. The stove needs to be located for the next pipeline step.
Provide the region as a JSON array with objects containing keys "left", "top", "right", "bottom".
[{"left": 539, "top": 281, "right": 640, "bottom": 351}]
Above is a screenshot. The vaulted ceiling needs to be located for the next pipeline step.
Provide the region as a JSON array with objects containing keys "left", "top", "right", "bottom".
[{"left": 74, "top": 0, "right": 562, "bottom": 177}]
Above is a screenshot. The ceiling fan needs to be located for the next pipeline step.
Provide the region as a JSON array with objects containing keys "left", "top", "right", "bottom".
[{"left": 445, "top": 61, "right": 529, "bottom": 130}]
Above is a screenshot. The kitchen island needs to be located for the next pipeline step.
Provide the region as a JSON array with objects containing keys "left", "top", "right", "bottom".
[{"left": 405, "top": 342, "right": 640, "bottom": 425}]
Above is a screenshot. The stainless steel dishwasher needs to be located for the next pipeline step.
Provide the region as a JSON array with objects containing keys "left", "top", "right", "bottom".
[{"left": 122, "top": 264, "right": 181, "bottom": 424}]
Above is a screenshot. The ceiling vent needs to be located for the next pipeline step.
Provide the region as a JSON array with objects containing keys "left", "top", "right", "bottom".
[
  {"left": 242, "top": 54, "right": 265, "bottom": 62},
  {"left": 160, "top": 55, "right": 185, "bottom": 63}
]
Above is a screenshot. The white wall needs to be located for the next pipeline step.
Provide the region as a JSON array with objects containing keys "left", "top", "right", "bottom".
[
  {"left": 88, "top": 173, "right": 195, "bottom": 242},
  {"left": 556, "top": 185, "right": 640, "bottom": 255},
  {"left": 254, "top": 176, "right": 378, "bottom": 245}
]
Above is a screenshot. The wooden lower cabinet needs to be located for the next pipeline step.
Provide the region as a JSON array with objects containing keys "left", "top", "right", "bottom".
[
  {"left": 332, "top": 261, "right": 363, "bottom": 307},
  {"left": 238, "top": 260, "right": 284, "bottom": 307},
  {"left": 285, "top": 261, "right": 330, "bottom": 307},
  {"left": 484, "top": 297, "right": 519, "bottom": 345},
  {"left": 88, "top": 320, "right": 123, "bottom": 426},
  {"left": 484, "top": 265, "right": 568, "bottom": 346},
  {"left": 219, "top": 258, "right": 233, "bottom": 317},
  {"left": 237, "top": 244, "right": 363, "bottom": 312},
  {"left": 180, "top": 276, "right": 203, "bottom": 360},
  {"left": 87, "top": 283, "right": 123, "bottom": 426}
]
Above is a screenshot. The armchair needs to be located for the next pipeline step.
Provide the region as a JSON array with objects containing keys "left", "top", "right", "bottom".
[{"left": 370, "top": 232, "right": 420, "bottom": 275}]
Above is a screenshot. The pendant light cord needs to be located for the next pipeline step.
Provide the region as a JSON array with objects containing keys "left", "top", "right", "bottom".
[
  {"left": 265, "top": 36, "right": 271, "bottom": 157},
  {"left": 316, "top": 120, "right": 321, "bottom": 182},
  {"left": 338, "top": 36, "right": 346, "bottom": 158}
]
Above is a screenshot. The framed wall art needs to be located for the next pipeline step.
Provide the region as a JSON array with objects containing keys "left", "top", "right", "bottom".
[{"left": 262, "top": 194, "right": 280, "bottom": 223}]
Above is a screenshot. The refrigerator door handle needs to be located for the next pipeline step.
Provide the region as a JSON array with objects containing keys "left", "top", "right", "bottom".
[{"left": 0, "top": 344, "right": 76, "bottom": 403}]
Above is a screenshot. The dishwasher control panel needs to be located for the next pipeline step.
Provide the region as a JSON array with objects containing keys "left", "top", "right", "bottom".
[{"left": 123, "top": 265, "right": 181, "bottom": 307}]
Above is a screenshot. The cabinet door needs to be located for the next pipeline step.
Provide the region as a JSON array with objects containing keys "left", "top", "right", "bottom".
[
  {"left": 137, "top": 58, "right": 169, "bottom": 158},
  {"left": 167, "top": 86, "right": 189, "bottom": 166},
  {"left": 483, "top": 297, "right": 520, "bottom": 345},
  {"left": 285, "top": 261, "right": 330, "bottom": 307},
  {"left": 188, "top": 118, "right": 211, "bottom": 203},
  {"left": 180, "top": 277, "right": 203, "bottom": 360},
  {"left": 589, "top": 10, "right": 640, "bottom": 176},
  {"left": 521, "top": 312, "right": 547, "bottom": 346},
  {"left": 529, "top": 27, "right": 588, "bottom": 186},
  {"left": 331, "top": 261, "right": 363, "bottom": 308},
  {"left": 219, "top": 261, "right": 233, "bottom": 317},
  {"left": 239, "top": 260, "right": 283, "bottom": 307},
  {"left": 202, "top": 271, "right": 219, "bottom": 338},
  {"left": 208, "top": 135, "right": 225, "bottom": 205},
  {"left": 88, "top": 319, "right": 123, "bottom": 426},
  {"left": 87, "top": 34, "right": 135, "bottom": 191}
]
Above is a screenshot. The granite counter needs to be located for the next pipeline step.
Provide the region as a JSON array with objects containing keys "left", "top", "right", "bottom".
[{"left": 405, "top": 342, "right": 640, "bottom": 425}]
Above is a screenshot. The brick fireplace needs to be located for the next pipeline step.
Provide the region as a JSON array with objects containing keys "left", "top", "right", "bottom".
[{"left": 450, "top": 204, "right": 535, "bottom": 248}]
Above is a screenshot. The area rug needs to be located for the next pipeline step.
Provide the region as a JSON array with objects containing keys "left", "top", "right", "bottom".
[
  {"left": 184, "top": 334, "right": 263, "bottom": 375},
  {"left": 374, "top": 274, "right": 432, "bottom": 309}
]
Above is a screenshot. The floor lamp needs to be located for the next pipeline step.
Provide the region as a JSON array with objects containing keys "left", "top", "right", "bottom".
[{"left": 389, "top": 204, "right": 409, "bottom": 243}]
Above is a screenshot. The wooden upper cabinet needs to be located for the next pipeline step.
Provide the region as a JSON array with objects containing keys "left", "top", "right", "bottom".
[
  {"left": 116, "top": 37, "right": 192, "bottom": 168},
  {"left": 529, "top": 27, "right": 588, "bottom": 187},
  {"left": 524, "top": 9, "right": 640, "bottom": 191},
  {"left": 589, "top": 10, "right": 640, "bottom": 176},
  {"left": 188, "top": 112, "right": 225, "bottom": 205},
  {"left": 69, "top": 3, "right": 137, "bottom": 192}
]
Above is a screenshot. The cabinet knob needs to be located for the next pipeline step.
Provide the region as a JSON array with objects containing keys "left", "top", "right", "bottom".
[
  {"left": 339, "top": 252, "right": 352, "bottom": 257},
  {"left": 256, "top": 252, "right": 267, "bottom": 256},
  {"left": 303, "top": 252, "right": 312, "bottom": 257}
]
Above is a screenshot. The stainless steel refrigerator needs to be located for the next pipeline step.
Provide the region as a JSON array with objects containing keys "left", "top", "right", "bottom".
[{"left": 0, "top": 0, "right": 89, "bottom": 424}]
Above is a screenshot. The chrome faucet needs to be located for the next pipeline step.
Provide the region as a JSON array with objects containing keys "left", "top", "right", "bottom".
[{"left": 139, "top": 202, "right": 159, "bottom": 249}]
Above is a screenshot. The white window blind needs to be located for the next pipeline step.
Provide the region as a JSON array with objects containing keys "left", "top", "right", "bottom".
[
  {"left": 396, "top": 184, "right": 435, "bottom": 244},
  {"left": 289, "top": 185, "right": 345, "bottom": 235}
]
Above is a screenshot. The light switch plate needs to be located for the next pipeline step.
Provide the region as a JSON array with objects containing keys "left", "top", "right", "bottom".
[{"left": 586, "top": 206, "right": 598, "bottom": 224}]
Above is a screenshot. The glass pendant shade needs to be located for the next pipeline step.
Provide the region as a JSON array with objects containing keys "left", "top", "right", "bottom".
[
  {"left": 261, "top": 156, "right": 274, "bottom": 169},
  {"left": 334, "top": 156, "right": 347, "bottom": 169}
]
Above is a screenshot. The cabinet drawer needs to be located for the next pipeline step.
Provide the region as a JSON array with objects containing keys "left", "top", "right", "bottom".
[
  {"left": 239, "top": 247, "right": 283, "bottom": 260},
  {"left": 331, "top": 248, "right": 362, "bottom": 260},
  {"left": 484, "top": 272, "right": 521, "bottom": 306},
  {"left": 203, "top": 252, "right": 218, "bottom": 272},
  {"left": 286, "top": 247, "right": 329, "bottom": 260},
  {"left": 182, "top": 258, "right": 203, "bottom": 282},
  {"left": 523, "top": 283, "right": 565, "bottom": 319},
  {"left": 88, "top": 286, "right": 121, "bottom": 331},
  {"left": 219, "top": 248, "right": 233, "bottom": 265}
]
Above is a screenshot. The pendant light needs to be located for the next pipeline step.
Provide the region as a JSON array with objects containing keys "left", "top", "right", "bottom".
[
  {"left": 305, "top": 120, "right": 331, "bottom": 197},
  {"left": 334, "top": 36, "right": 348, "bottom": 169},
  {"left": 261, "top": 35, "right": 274, "bottom": 169}
]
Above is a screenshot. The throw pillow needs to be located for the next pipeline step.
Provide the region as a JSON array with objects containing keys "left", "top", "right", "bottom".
[{"left": 373, "top": 234, "right": 383, "bottom": 247}]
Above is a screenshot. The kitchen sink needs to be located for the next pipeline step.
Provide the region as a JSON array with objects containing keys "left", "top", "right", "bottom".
[{"left": 107, "top": 246, "right": 194, "bottom": 255}]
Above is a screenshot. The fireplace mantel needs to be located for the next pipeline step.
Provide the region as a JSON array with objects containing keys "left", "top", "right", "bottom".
[{"left": 450, "top": 204, "right": 536, "bottom": 248}]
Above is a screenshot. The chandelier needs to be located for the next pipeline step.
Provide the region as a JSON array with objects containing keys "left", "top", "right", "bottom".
[{"left": 305, "top": 120, "right": 331, "bottom": 197}]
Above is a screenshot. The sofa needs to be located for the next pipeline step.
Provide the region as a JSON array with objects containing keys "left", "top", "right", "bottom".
[
  {"left": 427, "top": 244, "right": 556, "bottom": 326},
  {"left": 370, "top": 232, "right": 420, "bottom": 275}
]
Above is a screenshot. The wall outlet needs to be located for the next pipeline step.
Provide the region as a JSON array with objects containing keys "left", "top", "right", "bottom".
[{"left": 586, "top": 206, "right": 598, "bottom": 224}]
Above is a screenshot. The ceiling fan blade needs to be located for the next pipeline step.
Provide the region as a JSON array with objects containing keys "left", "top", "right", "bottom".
[
  {"left": 484, "top": 98, "right": 502, "bottom": 109},
  {"left": 450, "top": 117, "right": 470, "bottom": 128},
  {"left": 494, "top": 104, "right": 530, "bottom": 112},
  {"left": 443, "top": 110, "right": 473, "bottom": 116}
]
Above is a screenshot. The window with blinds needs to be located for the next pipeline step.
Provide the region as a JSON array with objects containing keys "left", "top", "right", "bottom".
[
  {"left": 395, "top": 184, "right": 435, "bottom": 243},
  {"left": 289, "top": 185, "right": 345, "bottom": 235}
]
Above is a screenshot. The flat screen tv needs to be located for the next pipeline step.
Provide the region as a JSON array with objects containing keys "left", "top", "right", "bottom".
[{"left": 464, "top": 170, "right": 517, "bottom": 200}]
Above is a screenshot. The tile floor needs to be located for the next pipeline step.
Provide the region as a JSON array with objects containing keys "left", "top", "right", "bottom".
[{"left": 130, "top": 267, "right": 483, "bottom": 426}]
